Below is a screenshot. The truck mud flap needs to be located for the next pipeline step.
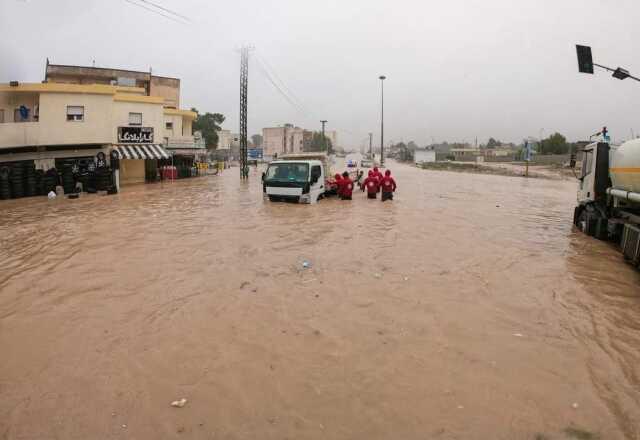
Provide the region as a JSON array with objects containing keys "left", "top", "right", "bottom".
[{"left": 621, "top": 224, "right": 640, "bottom": 266}]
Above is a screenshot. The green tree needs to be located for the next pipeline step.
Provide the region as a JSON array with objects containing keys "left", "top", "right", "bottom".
[
  {"left": 251, "top": 134, "right": 263, "bottom": 148},
  {"left": 191, "top": 108, "right": 225, "bottom": 150},
  {"left": 307, "top": 131, "right": 332, "bottom": 152},
  {"left": 487, "top": 137, "right": 501, "bottom": 148},
  {"left": 539, "top": 132, "right": 569, "bottom": 154}
]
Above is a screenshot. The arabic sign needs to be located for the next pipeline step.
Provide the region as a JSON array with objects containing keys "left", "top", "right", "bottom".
[{"left": 118, "top": 126, "right": 154, "bottom": 144}]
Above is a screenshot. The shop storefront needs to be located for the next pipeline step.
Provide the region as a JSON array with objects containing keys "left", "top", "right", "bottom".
[{"left": 112, "top": 126, "right": 171, "bottom": 186}]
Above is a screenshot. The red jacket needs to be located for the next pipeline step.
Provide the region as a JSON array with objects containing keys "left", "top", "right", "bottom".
[
  {"left": 379, "top": 175, "right": 396, "bottom": 193},
  {"left": 362, "top": 176, "right": 379, "bottom": 194},
  {"left": 340, "top": 177, "right": 354, "bottom": 197}
]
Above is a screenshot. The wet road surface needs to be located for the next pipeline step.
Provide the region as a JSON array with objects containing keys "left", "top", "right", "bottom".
[{"left": 1, "top": 161, "right": 639, "bottom": 439}]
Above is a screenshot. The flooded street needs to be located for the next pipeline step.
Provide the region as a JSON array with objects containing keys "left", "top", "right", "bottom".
[{"left": 1, "top": 161, "right": 639, "bottom": 439}]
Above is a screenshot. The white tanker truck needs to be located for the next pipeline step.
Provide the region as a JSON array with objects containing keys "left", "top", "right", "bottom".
[{"left": 573, "top": 138, "right": 640, "bottom": 266}]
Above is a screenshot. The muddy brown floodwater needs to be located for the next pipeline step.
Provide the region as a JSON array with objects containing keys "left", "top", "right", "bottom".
[{"left": 1, "top": 161, "right": 640, "bottom": 440}]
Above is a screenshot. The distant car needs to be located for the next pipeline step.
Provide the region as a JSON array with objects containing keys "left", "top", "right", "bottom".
[{"left": 360, "top": 159, "right": 373, "bottom": 168}]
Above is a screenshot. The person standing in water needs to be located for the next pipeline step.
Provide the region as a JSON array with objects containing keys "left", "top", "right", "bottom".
[
  {"left": 362, "top": 170, "right": 380, "bottom": 199},
  {"left": 379, "top": 169, "right": 397, "bottom": 202},
  {"left": 340, "top": 171, "right": 354, "bottom": 200},
  {"left": 333, "top": 173, "right": 343, "bottom": 197}
]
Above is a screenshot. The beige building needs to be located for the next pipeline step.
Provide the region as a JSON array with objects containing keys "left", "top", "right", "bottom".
[
  {"left": 0, "top": 62, "right": 198, "bottom": 189},
  {"left": 262, "top": 124, "right": 313, "bottom": 159},
  {"left": 45, "top": 61, "right": 181, "bottom": 108}
]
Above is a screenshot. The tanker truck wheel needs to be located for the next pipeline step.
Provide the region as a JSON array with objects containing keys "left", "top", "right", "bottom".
[{"left": 576, "top": 203, "right": 608, "bottom": 240}]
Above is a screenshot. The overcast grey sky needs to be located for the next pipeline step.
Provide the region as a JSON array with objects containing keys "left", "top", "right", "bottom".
[{"left": 1, "top": 0, "right": 639, "bottom": 148}]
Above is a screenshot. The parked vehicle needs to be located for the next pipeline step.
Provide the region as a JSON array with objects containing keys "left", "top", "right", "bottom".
[
  {"left": 262, "top": 153, "right": 335, "bottom": 204},
  {"left": 360, "top": 159, "right": 374, "bottom": 168},
  {"left": 573, "top": 138, "right": 640, "bottom": 267}
]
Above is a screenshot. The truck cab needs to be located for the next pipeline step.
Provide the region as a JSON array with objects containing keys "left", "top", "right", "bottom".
[{"left": 262, "top": 159, "right": 325, "bottom": 204}]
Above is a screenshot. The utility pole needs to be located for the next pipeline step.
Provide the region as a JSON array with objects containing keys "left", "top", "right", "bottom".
[
  {"left": 379, "top": 75, "right": 386, "bottom": 166},
  {"left": 239, "top": 46, "right": 251, "bottom": 179},
  {"left": 320, "top": 120, "right": 328, "bottom": 153},
  {"left": 369, "top": 132, "right": 373, "bottom": 158}
]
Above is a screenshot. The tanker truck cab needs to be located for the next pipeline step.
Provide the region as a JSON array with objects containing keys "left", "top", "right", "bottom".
[
  {"left": 577, "top": 142, "right": 610, "bottom": 205},
  {"left": 574, "top": 139, "right": 640, "bottom": 267},
  {"left": 262, "top": 159, "right": 325, "bottom": 204}
]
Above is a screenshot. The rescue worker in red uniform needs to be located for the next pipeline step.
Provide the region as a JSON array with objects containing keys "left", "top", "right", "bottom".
[
  {"left": 333, "top": 173, "right": 342, "bottom": 196},
  {"left": 340, "top": 171, "right": 354, "bottom": 200},
  {"left": 372, "top": 167, "right": 383, "bottom": 192},
  {"left": 379, "top": 169, "right": 397, "bottom": 202},
  {"left": 362, "top": 170, "right": 380, "bottom": 199}
]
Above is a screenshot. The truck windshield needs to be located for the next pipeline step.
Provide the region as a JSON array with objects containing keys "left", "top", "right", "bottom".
[{"left": 266, "top": 163, "right": 309, "bottom": 182}]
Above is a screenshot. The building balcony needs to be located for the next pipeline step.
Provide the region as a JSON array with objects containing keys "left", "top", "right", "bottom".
[
  {"left": 165, "top": 136, "right": 205, "bottom": 150},
  {"left": 0, "top": 120, "right": 113, "bottom": 150},
  {"left": 0, "top": 122, "right": 42, "bottom": 149}
]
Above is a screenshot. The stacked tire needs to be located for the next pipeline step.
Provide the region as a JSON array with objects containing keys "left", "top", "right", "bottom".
[
  {"left": 10, "top": 164, "right": 24, "bottom": 199},
  {"left": 35, "top": 170, "right": 46, "bottom": 196},
  {"left": 95, "top": 168, "right": 111, "bottom": 191},
  {"left": 60, "top": 165, "right": 76, "bottom": 194},
  {"left": 43, "top": 168, "right": 59, "bottom": 194},
  {"left": 24, "top": 162, "right": 37, "bottom": 197},
  {"left": 77, "top": 172, "right": 90, "bottom": 193},
  {"left": 0, "top": 166, "right": 10, "bottom": 200}
]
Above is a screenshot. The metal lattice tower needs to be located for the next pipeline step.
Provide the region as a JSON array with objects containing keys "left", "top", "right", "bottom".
[{"left": 239, "top": 46, "right": 249, "bottom": 179}]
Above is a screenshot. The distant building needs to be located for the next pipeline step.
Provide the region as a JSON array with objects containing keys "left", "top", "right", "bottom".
[
  {"left": 325, "top": 130, "right": 338, "bottom": 151},
  {"left": 45, "top": 60, "right": 181, "bottom": 108},
  {"left": 262, "top": 124, "right": 313, "bottom": 159},
  {"left": 451, "top": 148, "right": 481, "bottom": 160},
  {"left": 217, "top": 129, "right": 232, "bottom": 150},
  {"left": 414, "top": 148, "right": 436, "bottom": 164}
]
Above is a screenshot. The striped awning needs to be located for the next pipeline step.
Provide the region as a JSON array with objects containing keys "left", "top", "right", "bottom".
[{"left": 112, "top": 144, "right": 171, "bottom": 160}]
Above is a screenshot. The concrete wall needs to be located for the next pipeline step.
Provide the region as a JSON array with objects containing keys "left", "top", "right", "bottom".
[
  {"left": 46, "top": 64, "right": 180, "bottom": 107},
  {"left": 112, "top": 100, "right": 163, "bottom": 144},
  {"left": 163, "top": 113, "right": 182, "bottom": 142},
  {"left": 484, "top": 155, "right": 516, "bottom": 163},
  {"left": 119, "top": 159, "right": 145, "bottom": 185},
  {"left": 530, "top": 154, "right": 571, "bottom": 165},
  {"left": 150, "top": 76, "right": 180, "bottom": 108}
]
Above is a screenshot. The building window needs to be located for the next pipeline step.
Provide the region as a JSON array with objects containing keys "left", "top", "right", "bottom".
[
  {"left": 129, "top": 112, "right": 142, "bottom": 126},
  {"left": 165, "top": 121, "right": 173, "bottom": 130},
  {"left": 0, "top": 109, "right": 4, "bottom": 123},
  {"left": 66, "top": 106, "right": 84, "bottom": 121}
]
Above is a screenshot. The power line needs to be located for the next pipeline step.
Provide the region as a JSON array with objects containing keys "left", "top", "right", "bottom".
[
  {"left": 255, "top": 57, "right": 309, "bottom": 116},
  {"left": 123, "top": 0, "right": 189, "bottom": 24},
  {"left": 135, "top": 0, "right": 192, "bottom": 22},
  {"left": 255, "top": 49, "right": 365, "bottom": 143},
  {"left": 255, "top": 52, "right": 307, "bottom": 113}
]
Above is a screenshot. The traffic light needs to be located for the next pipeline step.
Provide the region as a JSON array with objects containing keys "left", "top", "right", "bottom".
[{"left": 576, "top": 45, "right": 594, "bottom": 74}]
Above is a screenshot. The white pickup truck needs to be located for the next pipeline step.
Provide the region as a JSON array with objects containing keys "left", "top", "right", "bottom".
[{"left": 262, "top": 153, "right": 337, "bottom": 204}]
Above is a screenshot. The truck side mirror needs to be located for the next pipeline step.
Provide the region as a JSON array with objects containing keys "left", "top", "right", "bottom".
[
  {"left": 569, "top": 152, "right": 576, "bottom": 169},
  {"left": 261, "top": 172, "right": 265, "bottom": 181}
]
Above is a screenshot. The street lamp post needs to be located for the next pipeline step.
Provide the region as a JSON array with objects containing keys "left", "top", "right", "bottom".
[
  {"left": 379, "top": 75, "right": 386, "bottom": 166},
  {"left": 320, "top": 120, "right": 328, "bottom": 153}
]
